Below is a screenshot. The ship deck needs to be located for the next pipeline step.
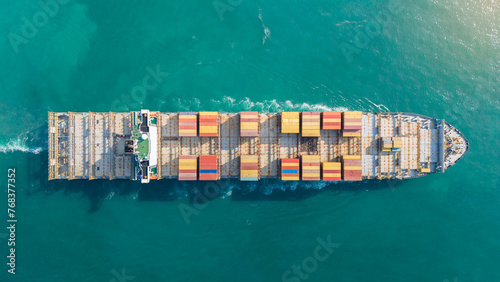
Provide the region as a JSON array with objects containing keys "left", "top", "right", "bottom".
[{"left": 48, "top": 111, "right": 450, "bottom": 181}]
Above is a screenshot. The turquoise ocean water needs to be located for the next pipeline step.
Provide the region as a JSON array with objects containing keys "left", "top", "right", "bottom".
[{"left": 0, "top": 0, "right": 499, "bottom": 281}]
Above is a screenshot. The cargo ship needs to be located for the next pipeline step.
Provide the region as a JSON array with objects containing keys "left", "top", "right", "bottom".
[{"left": 48, "top": 110, "right": 468, "bottom": 183}]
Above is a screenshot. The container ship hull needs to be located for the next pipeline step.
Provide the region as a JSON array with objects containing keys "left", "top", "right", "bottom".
[{"left": 48, "top": 110, "right": 468, "bottom": 183}]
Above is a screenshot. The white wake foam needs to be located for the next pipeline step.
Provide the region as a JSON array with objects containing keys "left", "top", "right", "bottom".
[
  {"left": 210, "top": 96, "right": 349, "bottom": 113},
  {"left": 258, "top": 9, "right": 271, "bottom": 44},
  {"left": 0, "top": 134, "right": 46, "bottom": 154},
  {"left": 364, "top": 98, "right": 390, "bottom": 112}
]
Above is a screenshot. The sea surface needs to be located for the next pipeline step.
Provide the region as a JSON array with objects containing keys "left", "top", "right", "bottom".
[{"left": 0, "top": 0, "right": 499, "bottom": 281}]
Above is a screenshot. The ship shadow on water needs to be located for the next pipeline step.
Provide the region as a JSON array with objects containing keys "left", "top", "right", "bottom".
[
  {"left": 230, "top": 179, "right": 406, "bottom": 201},
  {"left": 27, "top": 151, "right": 406, "bottom": 213}
]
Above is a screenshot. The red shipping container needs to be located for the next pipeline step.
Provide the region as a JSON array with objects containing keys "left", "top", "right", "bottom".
[
  {"left": 282, "top": 159, "right": 299, "bottom": 163},
  {"left": 241, "top": 118, "right": 259, "bottom": 122},
  {"left": 200, "top": 116, "right": 218, "bottom": 120},
  {"left": 343, "top": 126, "right": 361, "bottom": 130},
  {"left": 241, "top": 163, "right": 259, "bottom": 170},
  {"left": 323, "top": 113, "right": 341, "bottom": 117},
  {"left": 199, "top": 175, "right": 218, "bottom": 181},
  {"left": 200, "top": 122, "right": 217, "bottom": 125},
  {"left": 302, "top": 177, "right": 320, "bottom": 181},
  {"left": 179, "top": 118, "right": 197, "bottom": 122},
  {"left": 241, "top": 130, "right": 259, "bottom": 136}
]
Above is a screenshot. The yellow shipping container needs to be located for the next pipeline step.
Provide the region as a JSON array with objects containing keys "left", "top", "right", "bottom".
[
  {"left": 179, "top": 166, "right": 196, "bottom": 170},
  {"left": 200, "top": 126, "right": 218, "bottom": 132},
  {"left": 241, "top": 157, "right": 258, "bottom": 163},
  {"left": 302, "top": 155, "right": 320, "bottom": 160},
  {"left": 324, "top": 172, "right": 341, "bottom": 176},
  {"left": 282, "top": 176, "right": 299, "bottom": 181},
  {"left": 323, "top": 166, "right": 341, "bottom": 171},
  {"left": 241, "top": 114, "right": 259, "bottom": 119},
  {"left": 282, "top": 162, "right": 299, "bottom": 167},
  {"left": 344, "top": 122, "right": 362, "bottom": 126},
  {"left": 302, "top": 131, "right": 320, "bottom": 137},
  {"left": 323, "top": 161, "right": 341, "bottom": 165},
  {"left": 241, "top": 123, "right": 258, "bottom": 130},
  {"left": 179, "top": 115, "right": 197, "bottom": 119},
  {"left": 343, "top": 155, "right": 361, "bottom": 160},
  {"left": 281, "top": 113, "right": 300, "bottom": 133},
  {"left": 343, "top": 132, "right": 361, "bottom": 137},
  {"left": 344, "top": 166, "right": 362, "bottom": 170},
  {"left": 323, "top": 163, "right": 341, "bottom": 169}
]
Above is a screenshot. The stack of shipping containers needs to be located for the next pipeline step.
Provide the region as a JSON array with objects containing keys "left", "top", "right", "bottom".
[
  {"left": 392, "top": 137, "right": 402, "bottom": 151},
  {"left": 343, "top": 155, "right": 362, "bottom": 181},
  {"left": 281, "top": 112, "right": 300, "bottom": 133},
  {"left": 301, "top": 112, "right": 320, "bottom": 137},
  {"left": 199, "top": 112, "right": 219, "bottom": 137},
  {"left": 381, "top": 137, "right": 392, "bottom": 151},
  {"left": 240, "top": 155, "right": 259, "bottom": 181},
  {"left": 301, "top": 155, "right": 320, "bottom": 180},
  {"left": 322, "top": 162, "right": 341, "bottom": 181},
  {"left": 178, "top": 155, "right": 197, "bottom": 180},
  {"left": 342, "top": 111, "right": 362, "bottom": 137},
  {"left": 178, "top": 112, "right": 197, "bottom": 137},
  {"left": 199, "top": 155, "right": 219, "bottom": 180},
  {"left": 240, "top": 111, "right": 259, "bottom": 137},
  {"left": 281, "top": 158, "right": 299, "bottom": 180},
  {"left": 322, "top": 112, "right": 342, "bottom": 130}
]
